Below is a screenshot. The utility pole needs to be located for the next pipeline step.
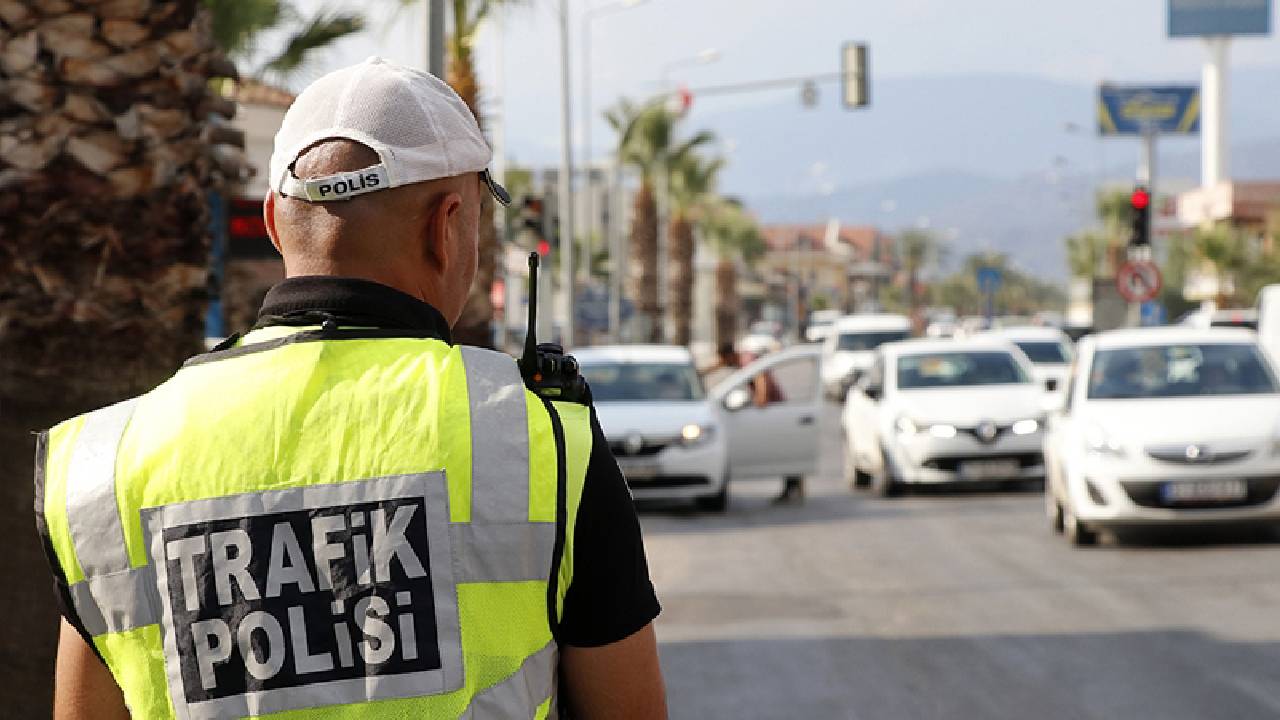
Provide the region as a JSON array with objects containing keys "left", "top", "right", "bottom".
[
  {"left": 1201, "top": 35, "right": 1230, "bottom": 189},
  {"left": 557, "top": 0, "right": 576, "bottom": 346},
  {"left": 424, "top": 0, "right": 445, "bottom": 77}
]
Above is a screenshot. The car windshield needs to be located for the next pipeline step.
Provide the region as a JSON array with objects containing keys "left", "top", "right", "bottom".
[
  {"left": 1087, "top": 343, "right": 1278, "bottom": 399},
  {"left": 837, "top": 330, "right": 909, "bottom": 352},
  {"left": 1013, "top": 340, "right": 1069, "bottom": 364},
  {"left": 580, "top": 361, "right": 705, "bottom": 402},
  {"left": 896, "top": 351, "right": 1030, "bottom": 389}
]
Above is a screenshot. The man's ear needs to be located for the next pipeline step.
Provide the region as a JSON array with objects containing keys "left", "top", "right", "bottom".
[
  {"left": 264, "top": 192, "right": 282, "bottom": 256},
  {"left": 423, "top": 190, "right": 463, "bottom": 271}
]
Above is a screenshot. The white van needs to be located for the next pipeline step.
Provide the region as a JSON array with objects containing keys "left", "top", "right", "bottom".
[{"left": 821, "top": 314, "right": 912, "bottom": 399}]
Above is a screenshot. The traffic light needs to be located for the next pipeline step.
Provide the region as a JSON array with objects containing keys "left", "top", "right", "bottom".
[
  {"left": 842, "top": 43, "right": 869, "bottom": 109},
  {"left": 1128, "top": 185, "right": 1151, "bottom": 247}
]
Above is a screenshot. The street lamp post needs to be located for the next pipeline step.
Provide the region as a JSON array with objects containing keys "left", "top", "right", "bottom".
[
  {"left": 581, "top": 0, "right": 649, "bottom": 294},
  {"left": 557, "top": 0, "right": 575, "bottom": 346}
]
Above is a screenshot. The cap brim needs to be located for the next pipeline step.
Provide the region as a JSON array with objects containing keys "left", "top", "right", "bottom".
[{"left": 481, "top": 169, "right": 511, "bottom": 207}]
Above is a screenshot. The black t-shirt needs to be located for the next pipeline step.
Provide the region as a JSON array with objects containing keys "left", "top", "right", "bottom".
[{"left": 41, "top": 276, "right": 659, "bottom": 652}]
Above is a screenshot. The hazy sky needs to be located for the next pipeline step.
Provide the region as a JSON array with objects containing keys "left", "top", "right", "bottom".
[{"left": 275, "top": 1, "right": 1279, "bottom": 179}]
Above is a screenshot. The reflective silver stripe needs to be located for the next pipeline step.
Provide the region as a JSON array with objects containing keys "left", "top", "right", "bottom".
[
  {"left": 66, "top": 398, "right": 139, "bottom": 576},
  {"left": 69, "top": 566, "right": 160, "bottom": 636},
  {"left": 461, "top": 641, "right": 558, "bottom": 720},
  {"left": 460, "top": 346, "right": 530, "bottom": 523},
  {"left": 451, "top": 522, "right": 555, "bottom": 583}
]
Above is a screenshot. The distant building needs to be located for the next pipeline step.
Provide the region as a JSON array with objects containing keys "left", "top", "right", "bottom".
[{"left": 757, "top": 223, "right": 894, "bottom": 334}]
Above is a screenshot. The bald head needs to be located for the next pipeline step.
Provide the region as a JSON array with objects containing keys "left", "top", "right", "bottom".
[{"left": 264, "top": 139, "right": 483, "bottom": 326}]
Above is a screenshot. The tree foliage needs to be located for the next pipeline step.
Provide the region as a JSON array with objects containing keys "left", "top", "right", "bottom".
[{"left": 202, "top": 0, "right": 364, "bottom": 80}]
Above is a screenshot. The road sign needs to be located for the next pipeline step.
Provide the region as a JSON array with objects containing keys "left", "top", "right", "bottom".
[
  {"left": 977, "top": 267, "right": 1002, "bottom": 294},
  {"left": 1117, "top": 261, "right": 1163, "bottom": 304},
  {"left": 1169, "top": 0, "right": 1271, "bottom": 37},
  {"left": 1140, "top": 301, "right": 1167, "bottom": 327},
  {"left": 1098, "top": 85, "right": 1200, "bottom": 136}
]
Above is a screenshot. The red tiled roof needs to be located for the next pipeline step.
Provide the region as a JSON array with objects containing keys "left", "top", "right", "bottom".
[
  {"left": 760, "top": 224, "right": 890, "bottom": 260},
  {"left": 225, "top": 79, "right": 296, "bottom": 109}
]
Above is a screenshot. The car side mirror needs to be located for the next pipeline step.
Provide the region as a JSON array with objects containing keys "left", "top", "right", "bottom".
[
  {"left": 1044, "top": 378, "right": 1059, "bottom": 392},
  {"left": 723, "top": 386, "right": 752, "bottom": 412}
]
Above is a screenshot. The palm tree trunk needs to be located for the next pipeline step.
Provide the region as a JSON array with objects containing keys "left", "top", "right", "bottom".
[
  {"left": 447, "top": 12, "right": 497, "bottom": 348},
  {"left": 669, "top": 214, "right": 696, "bottom": 346},
  {"left": 629, "top": 182, "right": 660, "bottom": 342},
  {"left": 0, "top": 2, "right": 233, "bottom": 715},
  {"left": 715, "top": 259, "right": 738, "bottom": 351}
]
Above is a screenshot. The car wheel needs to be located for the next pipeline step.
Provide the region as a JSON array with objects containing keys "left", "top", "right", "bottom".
[
  {"left": 1062, "top": 502, "right": 1097, "bottom": 546},
  {"left": 843, "top": 445, "right": 869, "bottom": 489},
  {"left": 696, "top": 473, "right": 730, "bottom": 513},
  {"left": 873, "top": 445, "right": 903, "bottom": 498}
]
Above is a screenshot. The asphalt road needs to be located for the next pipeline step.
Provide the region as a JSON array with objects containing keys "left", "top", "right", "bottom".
[{"left": 639, "top": 404, "right": 1280, "bottom": 719}]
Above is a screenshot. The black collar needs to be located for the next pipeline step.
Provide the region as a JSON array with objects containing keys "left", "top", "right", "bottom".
[{"left": 256, "top": 276, "right": 452, "bottom": 343}]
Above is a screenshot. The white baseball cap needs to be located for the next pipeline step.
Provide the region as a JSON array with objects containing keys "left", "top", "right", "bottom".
[{"left": 269, "top": 56, "right": 509, "bottom": 205}]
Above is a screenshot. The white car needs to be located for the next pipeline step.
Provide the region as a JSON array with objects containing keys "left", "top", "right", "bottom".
[
  {"left": 977, "top": 326, "right": 1074, "bottom": 394},
  {"left": 842, "top": 339, "right": 1048, "bottom": 496},
  {"left": 805, "top": 309, "right": 842, "bottom": 343},
  {"left": 1043, "top": 328, "right": 1280, "bottom": 545},
  {"left": 821, "top": 314, "right": 911, "bottom": 399},
  {"left": 577, "top": 345, "right": 730, "bottom": 510},
  {"left": 577, "top": 345, "right": 824, "bottom": 511}
]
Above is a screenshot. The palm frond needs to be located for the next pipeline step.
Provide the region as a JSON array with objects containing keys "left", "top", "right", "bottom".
[
  {"left": 203, "top": 0, "right": 286, "bottom": 59},
  {"left": 261, "top": 10, "right": 365, "bottom": 78}
]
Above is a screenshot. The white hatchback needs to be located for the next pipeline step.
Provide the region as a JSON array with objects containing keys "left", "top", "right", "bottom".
[
  {"left": 842, "top": 339, "right": 1047, "bottom": 495},
  {"left": 578, "top": 345, "right": 824, "bottom": 511},
  {"left": 821, "top": 314, "right": 912, "bottom": 399},
  {"left": 1044, "top": 328, "right": 1280, "bottom": 545},
  {"left": 977, "top": 326, "right": 1074, "bottom": 394}
]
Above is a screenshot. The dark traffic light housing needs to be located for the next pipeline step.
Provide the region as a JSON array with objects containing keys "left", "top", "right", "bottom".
[{"left": 1129, "top": 185, "right": 1151, "bottom": 248}]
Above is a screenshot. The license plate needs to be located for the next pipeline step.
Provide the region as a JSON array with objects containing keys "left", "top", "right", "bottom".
[
  {"left": 617, "top": 460, "right": 660, "bottom": 481},
  {"left": 959, "top": 459, "right": 1021, "bottom": 480},
  {"left": 1160, "top": 478, "right": 1248, "bottom": 504}
]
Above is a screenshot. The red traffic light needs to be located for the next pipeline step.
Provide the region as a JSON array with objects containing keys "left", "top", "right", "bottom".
[
  {"left": 537, "top": 239, "right": 551, "bottom": 256},
  {"left": 1130, "top": 187, "right": 1151, "bottom": 211}
]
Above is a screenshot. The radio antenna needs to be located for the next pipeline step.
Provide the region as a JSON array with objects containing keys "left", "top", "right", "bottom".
[{"left": 521, "top": 252, "right": 539, "bottom": 373}]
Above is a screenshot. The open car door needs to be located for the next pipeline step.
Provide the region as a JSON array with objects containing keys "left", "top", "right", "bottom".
[{"left": 711, "top": 347, "right": 823, "bottom": 480}]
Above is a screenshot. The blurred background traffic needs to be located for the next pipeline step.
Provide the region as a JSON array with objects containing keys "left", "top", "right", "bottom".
[{"left": 5, "top": 0, "right": 1280, "bottom": 717}]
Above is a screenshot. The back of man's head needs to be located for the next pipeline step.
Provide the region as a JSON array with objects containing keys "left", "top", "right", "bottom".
[{"left": 262, "top": 57, "right": 509, "bottom": 324}]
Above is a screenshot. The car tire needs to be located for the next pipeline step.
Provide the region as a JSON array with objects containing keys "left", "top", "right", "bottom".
[
  {"left": 696, "top": 473, "right": 730, "bottom": 513},
  {"left": 1062, "top": 502, "right": 1097, "bottom": 546},
  {"left": 873, "top": 445, "right": 903, "bottom": 498}
]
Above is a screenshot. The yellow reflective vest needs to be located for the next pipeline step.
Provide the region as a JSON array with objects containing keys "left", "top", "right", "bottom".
[{"left": 36, "top": 325, "right": 592, "bottom": 719}]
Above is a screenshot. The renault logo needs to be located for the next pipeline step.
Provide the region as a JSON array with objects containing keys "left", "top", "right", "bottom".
[
  {"left": 1184, "top": 444, "right": 1208, "bottom": 462},
  {"left": 976, "top": 422, "right": 999, "bottom": 443}
]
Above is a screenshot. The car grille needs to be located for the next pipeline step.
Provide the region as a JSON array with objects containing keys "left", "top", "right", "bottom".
[
  {"left": 626, "top": 475, "right": 711, "bottom": 488},
  {"left": 1120, "top": 476, "right": 1280, "bottom": 509},
  {"left": 609, "top": 440, "right": 671, "bottom": 458},
  {"left": 921, "top": 453, "right": 1044, "bottom": 472},
  {"left": 1145, "top": 444, "right": 1254, "bottom": 465}
]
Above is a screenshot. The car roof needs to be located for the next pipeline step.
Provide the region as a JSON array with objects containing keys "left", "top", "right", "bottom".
[
  {"left": 832, "top": 313, "right": 911, "bottom": 331},
  {"left": 1087, "top": 326, "right": 1261, "bottom": 350},
  {"left": 880, "top": 337, "right": 1018, "bottom": 357},
  {"left": 573, "top": 344, "right": 694, "bottom": 364},
  {"left": 977, "top": 326, "right": 1069, "bottom": 342}
]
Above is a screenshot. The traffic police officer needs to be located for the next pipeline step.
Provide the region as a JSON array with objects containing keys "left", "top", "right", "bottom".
[{"left": 36, "top": 57, "right": 666, "bottom": 719}]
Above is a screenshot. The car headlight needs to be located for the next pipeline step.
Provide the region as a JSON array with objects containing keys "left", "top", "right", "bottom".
[
  {"left": 895, "top": 416, "right": 918, "bottom": 436},
  {"left": 1084, "top": 425, "right": 1125, "bottom": 457},
  {"left": 680, "top": 423, "right": 715, "bottom": 446},
  {"left": 897, "top": 416, "right": 957, "bottom": 439},
  {"left": 1011, "top": 418, "right": 1041, "bottom": 436}
]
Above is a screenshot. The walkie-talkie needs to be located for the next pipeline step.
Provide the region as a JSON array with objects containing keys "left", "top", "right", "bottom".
[{"left": 518, "top": 252, "right": 591, "bottom": 404}]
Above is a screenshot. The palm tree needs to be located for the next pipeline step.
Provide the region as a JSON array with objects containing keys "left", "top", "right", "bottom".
[
  {"left": 1065, "top": 230, "right": 1108, "bottom": 279},
  {"left": 666, "top": 144, "right": 722, "bottom": 346},
  {"left": 203, "top": 0, "right": 364, "bottom": 80},
  {"left": 0, "top": 2, "right": 237, "bottom": 713},
  {"left": 703, "top": 199, "right": 765, "bottom": 352},
  {"left": 894, "top": 229, "right": 946, "bottom": 319},
  {"left": 606, "top": 98, "right": 706, "bottom": 342}
]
